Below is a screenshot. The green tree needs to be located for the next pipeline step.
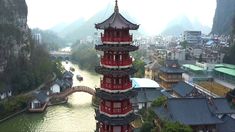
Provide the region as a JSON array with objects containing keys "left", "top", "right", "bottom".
[
  {"left": 180, "top": 41, "right": 188, "bottom": 49},
  {"left": 71, "top": 43, "right": 99, "bottom": 72},
  {"left": 133, "top": 59, "right": 145, "bottom": 77},
  {"left": 162, "top": 121, "right": 193, "bottom": 132},
  {"left": 140, "top": 121, "right": 154, "bottom": 132},
  {"left": 151, "top": 96, "right": 167, "bottom": 107}
]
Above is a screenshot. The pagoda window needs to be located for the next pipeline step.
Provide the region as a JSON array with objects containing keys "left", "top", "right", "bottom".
[
  {"left": 105, "top": 78, "right": 111, "bottom": 84},
  {"left": 105, "top": 101, "right": 111, "bottom": 107},
  {"left": 113, "top": 102, "right": 121, "bottom": 108},
  {"left": 113, "top": 126, "right": 121, "bottom": 132},
  {"left": 119, "top": 78, "right": 122, "bottom": 84}
]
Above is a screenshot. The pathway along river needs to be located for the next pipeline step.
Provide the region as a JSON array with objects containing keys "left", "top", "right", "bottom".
[{"left": 0, "top": 61, "right": 100, "bottom": 132}]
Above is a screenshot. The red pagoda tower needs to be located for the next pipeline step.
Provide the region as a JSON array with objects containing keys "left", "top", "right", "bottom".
[{"left": 95, "top": 0, "right": 139, "bottom": 132}]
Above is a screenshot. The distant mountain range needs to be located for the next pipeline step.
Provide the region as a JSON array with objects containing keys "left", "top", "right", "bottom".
[
  {"left": 50, "top": 8, "right": 142, "bottom": 43},
  {"left": 161, "top": 15, "right": 211, "bottom": 36}
]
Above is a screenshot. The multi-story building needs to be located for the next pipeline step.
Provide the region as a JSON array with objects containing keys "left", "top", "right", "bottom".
[
  {"left": 159, "top": 60, "right": 184, "bottom": 89},
  {"left": 94, "top": 1, "right": 139, "bottom": 131},
  {"left": 183, "top": 31, "right": 202, "bottom": 44}
]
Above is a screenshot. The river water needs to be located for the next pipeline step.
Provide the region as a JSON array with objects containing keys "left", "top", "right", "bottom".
[{"left": 0, "top": 61, "right": 100, "bottom": 132}]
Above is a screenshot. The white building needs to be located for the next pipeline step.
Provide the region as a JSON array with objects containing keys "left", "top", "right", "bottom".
[
  {"left": 50, "top": 84, "right": 60, "bottom": 94},
  {"left": 0, "top": 86, "right": 12, "bottom": 100},
  {"left": 183, "top": 31, "right": 202, "bottom": 44},
  {"left": 131, "top": 78, "right": 162, "bottom": 110}
]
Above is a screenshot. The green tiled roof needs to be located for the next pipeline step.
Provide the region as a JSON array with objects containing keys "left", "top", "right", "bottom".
[
  {"left": 183, "top": 64, "right": 204, "bottom": 71},
  {"left": 215, "top": 64, "right": 235, "bottom": 69},
  {"left": 214, "top": 68, "right": 235, "bottom": 77}
]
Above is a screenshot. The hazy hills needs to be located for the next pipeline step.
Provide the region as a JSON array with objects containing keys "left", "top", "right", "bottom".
[
  {"left": 50, "top": 8, "right": 142, "bottom": 43},
  {"left": 161, "top": 15, "right": 211, "bottom": 36}
]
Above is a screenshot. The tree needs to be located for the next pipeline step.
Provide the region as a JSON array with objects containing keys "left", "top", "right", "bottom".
[
  {"left": 151, "top": 96, "right": 167, "bottom": 107},
  {"left": 198, "top": 53, "right": 203, "bottom": 63},
  {"left": 180, "top": 41, "right": 188, "bottom": 49},
  {"left": 162, "top": 121, "right": 193, "bottom": 132},
  {"left": 140, "top": 121, "right": 154, "bottom": 132},
  {"left": 133, "top": 59, "right": 145, "bottom": 77}
]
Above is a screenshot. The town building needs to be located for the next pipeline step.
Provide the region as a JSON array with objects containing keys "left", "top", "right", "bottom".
[
  {"left": 0, "top": 85, "right": 12, "bottom": 100},
  {"left": 153, "top": 98, "right": 235, "bottom": 132},
  {"left": 183, "top": 31, "right": 202, "bottom": 44},
  {"left": 159, "top": 60, "right": 184, "bottom": 89},
  {"left": 144, "top": 61, "right": 161, "bottom": 81},
  {"left": 172, "top": 81, "right": 205, "bottom": 98},
  {"left": 167, "top": 49, "right": 186, "bottom": 61},
  {"left": 29, "top": 91, "right": 49, "bottom": 112},
  {"left": 214, "top": 64, "right": 235, "bottom": 84},
  {"left": 131, "top": 78, "right": 162, "bottom": 110},
  {"left": 94, "top": 1, "right": 139, "bottom": 131}
]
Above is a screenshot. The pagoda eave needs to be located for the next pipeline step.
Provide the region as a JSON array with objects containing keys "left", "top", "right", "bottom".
[
  {"left": 95, "top": 88, "right": 137, "bottom": 101},
  {"left": 95, "top": 66, "right": 137, "bottom": 76},
  {"left": 95, "top": 110, "right": 138, "bottom": 125},
  {"left": 95, "top": 44, "right": 139, "bottom": 52}
]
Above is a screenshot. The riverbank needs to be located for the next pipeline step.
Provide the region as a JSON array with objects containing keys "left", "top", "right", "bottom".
[
  {"left": 0, "top": 73, "right": 56, "bottom": 122},
  {"left": 0, "top": 61, "right": 99, "bottom": 131}
]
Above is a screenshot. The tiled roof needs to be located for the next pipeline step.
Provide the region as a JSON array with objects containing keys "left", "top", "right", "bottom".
[
  {"left": 132, "top": 88, "right": 163, "bottom": 103},
  {"left": 172, "top": 81, "right": 203, "bottom": 97},
  {"left": 63, "top": 70, "right": 74, "bottom": 78},
  {"left": 159, "top": 67, "right": 184, "bottom": 73},
  {"left": 95, "top": 2, "right": 139, "bottom": 30},
  {"left": 153, "top": 98, "right": 223, "bottom": 125},
  {"left": 208, "top": 98, "right": 235, "bottom": 114},
  {"left": 217, "top": 115, "right": 235, "bottom": 132},
  {"left": 33, "top": 91, "right": 48, "bottom": 103}
]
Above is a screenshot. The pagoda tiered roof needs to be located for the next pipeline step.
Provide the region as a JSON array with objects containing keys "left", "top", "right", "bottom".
[
  {"left": 160, "top": 60, "right": 184, "bottom": 73},
  {"left": 95, "top": 110, "right": 138, "bottom": 125},
  {"left": 95, "top": 44, "right": 139, "bottom": 52},
  {"left": 96, "top": 88, "right": 137, "bottom": 101},
  {"left": 95, "top": 0, "right": 139, "bottom": 30},
  {"left": 95, "top": 66, "right": 136, "bottom": 76}
]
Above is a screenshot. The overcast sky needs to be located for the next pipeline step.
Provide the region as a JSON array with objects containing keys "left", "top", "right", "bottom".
[{"left": 26, "top": 0, "right": 216, "bottom": 35}]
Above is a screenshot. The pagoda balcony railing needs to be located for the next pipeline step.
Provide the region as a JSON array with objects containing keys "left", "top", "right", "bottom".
[
  {"left": 100, "top": 105, "right": 133, "bottom": 115},
  {"left": 101, "top": 33, "right": 133, "bottom": 43},
  {"left": 101, "top": 57, "right": 132, "bottom": 67},
  {"left": 100, "top": 80, "right": 132, "bottom": 91}
]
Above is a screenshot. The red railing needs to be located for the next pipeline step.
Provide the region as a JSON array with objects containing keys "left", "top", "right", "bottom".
[
  {"left": 101, "top": 33, "right": 133, "bottom": 43},
  {"left": 100, "top": 105, "right": 132, "bottom": 115},
  {"left": 101, "top": 57, "right": 132, "bottom": 67},
  {"left": 100, "top": 80, "right": 132, "bottom": 90}
]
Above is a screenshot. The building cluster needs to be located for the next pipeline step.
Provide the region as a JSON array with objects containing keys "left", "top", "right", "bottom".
[
  {"left": 29, "top": 70, "right": 73, "bottom": 112},
  {"left": 142, "top": 52, "right": 235, "bottom": 131}
]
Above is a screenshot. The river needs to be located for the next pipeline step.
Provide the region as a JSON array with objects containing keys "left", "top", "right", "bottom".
[{"left": 0, "top": 61, "right": 100, "bottom": 132}]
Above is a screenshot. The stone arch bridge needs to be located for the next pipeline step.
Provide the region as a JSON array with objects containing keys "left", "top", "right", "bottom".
[
  {"left": 50, "top": 86, "right": 95, "bottom": 99},
  {"left": 49, "top": 51, "right": 71, "bottom": 60}
]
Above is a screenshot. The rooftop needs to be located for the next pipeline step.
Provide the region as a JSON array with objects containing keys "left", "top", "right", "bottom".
[
  {"left": 172, "top": 81, "right": 204, "bottom": 97},
  {"left": 214, "top": 67, "right": 235, "bottom": 77},
  {"left": 131, "top": 78, "right": 160, "bottom": 88},
  {"left": 95, "top": 0, "right": 139, "bottom": 30},
  {"left": 153, "top": 98, "right": 224, "bottom": 125},
  {"left": 183, "top": 64, "right": 204, "bottom": 71}
]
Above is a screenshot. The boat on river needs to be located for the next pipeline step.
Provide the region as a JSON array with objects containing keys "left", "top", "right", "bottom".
[
  {"left": 76, "top": 74, "right": 83, "bottom": 81},
  {"left": 70, "top": 67, "right": 75, "bottom": 72}
]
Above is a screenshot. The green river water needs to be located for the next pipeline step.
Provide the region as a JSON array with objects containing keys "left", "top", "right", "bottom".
[{"left": 0, "top": 61, "right": 100, "bottom": 132}]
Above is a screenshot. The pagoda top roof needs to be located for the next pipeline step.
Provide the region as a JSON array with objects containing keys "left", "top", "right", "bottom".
[{"left": 95, "top": 0, "right": 139, "bottom": 30}]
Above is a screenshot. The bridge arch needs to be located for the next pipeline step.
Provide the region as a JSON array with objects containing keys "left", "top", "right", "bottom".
[{"left": 50, "top": 86, "right": 95, "bottom": 99}]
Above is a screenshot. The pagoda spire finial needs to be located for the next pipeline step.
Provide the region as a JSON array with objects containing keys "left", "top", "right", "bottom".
[{"left": 114, "top": 0, "right": 119, "bottom": 13}]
